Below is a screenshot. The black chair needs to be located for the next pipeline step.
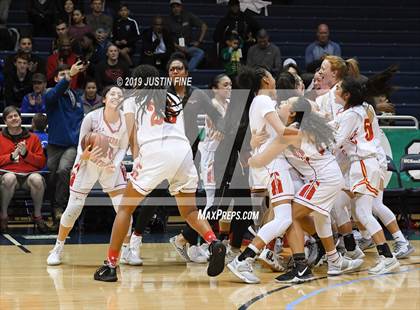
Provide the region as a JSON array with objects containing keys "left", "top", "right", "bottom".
[{"left": 399, "top": 154, "right": 420, "bottom": 226}]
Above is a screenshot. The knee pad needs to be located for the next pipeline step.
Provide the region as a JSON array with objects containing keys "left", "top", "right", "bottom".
[
  {"left": 312, "top": 212, "right": 333, "bottom": 238},
  {"left": 60, "top": 192, "right": 87, "bottom": 228},
  {"left": 354, "top": 195, "right": 382, "bottom": 235},
  {"left": 372, "top": 193, "right": 396, "bottom": 226},
  {"left": 257, "top": 204, "right": 291, "bottom": 244},
  {"left": 251, "top": 191, "right": 268, "bottom": 228}
]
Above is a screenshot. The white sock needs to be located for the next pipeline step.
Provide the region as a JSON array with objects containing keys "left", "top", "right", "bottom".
[
  {"left": 392, "top": 231, "right": 407, "bottom": 243},
  {"left": 360, "top": 230, "right": 370, "bottom": 239},
  {"left": 326, "top": 249, "right": 340, "bottom": 264}
]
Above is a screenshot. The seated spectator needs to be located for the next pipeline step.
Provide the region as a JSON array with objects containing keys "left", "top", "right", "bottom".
[
  {"left": 21, "top": 73, "right": 47, "bottom": 114},
  {"left": 31, "top": 113, "right": 49, "bottom": 151},
  {"left": 47, "top": 36, "right": 80, "bottom": 89},
  {"left": 112, "top": 4, "right": 140, "bottom": 67},
  {"left": 166, "top": 0, "right": 207, "bottom": 71},
  {"left": 52, "top": 20, "right": 70, "bottom": 53},
  {"left": 141, "top": 16, "right": 175, "bottom": 73},
  {"left": 68, "top": 8, "right": 93, "bottom": 41},
  {"left": 86, "top": 0, "right": 113, "bottom": 33},
  {"left": 56, "top": 0, "right": 75, "bottom": 26},
  {"left": 221, "top": 33, "right": 242, "bottom": 79},
  {"left": 305, "top": 24, "right": 341, "bottom": 72},
  {"left": 213, "top": 0, "right": 260, "bottom": 58},
  {"left": 4, "top": 52, "right": 33, "bottom": 108},
  {"left": 94, "top": 44, "right": 129, "bottom": 91},
  {"left": 4, "top": 36, "right": 46, "bottom": 75},
  {"left": 27, "top": 0, "right": 56, "bottom": 36},
  {"left": 0, "top": 106, "right": 49, "bottom": 233},
  {"left": 95, "top": 27, "right": 111, "bottom": 63},
  {"left": 81, "top": 79, "right": 102, "bottom": 113},
  {"left": 246, "top": 29, "right": 281, "bottom": 76}
]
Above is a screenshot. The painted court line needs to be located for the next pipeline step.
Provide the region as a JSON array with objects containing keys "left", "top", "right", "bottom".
[{"left": 2, "top": 234, "right": 31, "bottom": 253}]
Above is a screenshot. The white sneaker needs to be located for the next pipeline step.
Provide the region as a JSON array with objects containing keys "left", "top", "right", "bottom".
[
  {"left": 120, "top": 246, "right": 143, "bottom": 266},
  {"left": 169, "top": 236, "right": 191, "bottom": 262},
  {"left": 358, "top": 238, "right": 375, "bottom": 251},
  {"left": 47, "top": 245, "right": 63, "bottom": 266},
  {"left": 224, "top": 242, "right": 241, "bottom": 265},
  {"left": 257, "top": 248, "right": 286, "bottom": 272},
  {"left": 188, "top": 243, "right": 209, "bottom": 264},
  {"left": 392, "top": 241, "right": 415, "bottom": 259},
  {"left": 227, "top": 256, "right": 260, "bottom": 284},
  {"left": 368, "top": 255, "right": 400, "bottom": 274},
  {"left": 345, "top": 246, "right": 366, "bottom": 260},
  {"left": 327, "top": 255, "right": 364, "bottom": 276}
]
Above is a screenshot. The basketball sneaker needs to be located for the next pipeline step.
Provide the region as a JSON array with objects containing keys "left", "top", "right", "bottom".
[
  {"left": 227, "top": 256, "right": 260, "bottom": 284},
  {"left": 224, "top": 241, "right": 241, "bottom": 265},
  {"left": 327, "top": 256, "right": 364, "bottom": 276},
  {"left": 368, "top": 255, "right": 400, "bottom": 274},
  {"left": 358, "top": 237, "right": 375, "bottom": 251},
  {"left": 345, "top": 245, "right": 366, "bottom": 260},
  {"left": 207, "top": 240, "right": 226, "bottom": 277},
  {"left": 306, "top": 238, "right": 319, "bottom": 267},
  {"left": 94, "top": 261, "right": 118, "bottom": 282},
  {"left": 120, "top": 246, "right": 143, "bottom": 266},
  {"left": 257, "top": 248, "right": 286, "bottom": 272},
  {"left": 47, "top": 244, "right": 64, "bottom": 266},
  {"left": 275, "top": 264, "right": 315, "bottom": 283},
  {"left": 169, "top": 235, "right": 191, "bottom": 262},
  {"left": 392, "top": 241, "right": 415, "bottom": 259},
  {"left": 188, "top": 243, "right": 209, "bottom": 264}
]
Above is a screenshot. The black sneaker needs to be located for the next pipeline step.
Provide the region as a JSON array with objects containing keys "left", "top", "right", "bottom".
[
  {"left": 207, "top": 240, "right": 226, "bottom": 277},
  {"left": 311, "top": 239, "right": 326, "bottom": 267},
  {"left": 275, "top": 264, "right": 315, "bottom": 283},
  {"left": 94, "top": 261, "right": 118, "bottom": 282}
]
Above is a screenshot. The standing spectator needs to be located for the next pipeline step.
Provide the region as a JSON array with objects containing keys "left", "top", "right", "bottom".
[
  {"left": 0, "top": 106, "right": 48, "bottom": 233},
  {"left": 81, "top": 79, "right": 102, "bottom": 113},
  {"left": 247, "top": 29, "right": 282, "bottom": 76},
  {"left": 57, "top": 0, "right": 75, "bottom": 26},
  {"left": 305, "top": 24, "right": 342, "bottom": 72},
  {"left": 221, "top": 33, "right": 242, "bottom": 79},
  {"left": 73, "top": 32, "right": 101, "bottom": 77},
  {"left": 166, "top": 0, "right": 207, "bottom": 71},
  {"left": 112, "top": 4, "right": 140, "bottom": 67},
  {"left": 45, "top": 62, "right": 85, "bottom": 225},
  {"left": 4, "top": 52, "right": 33, "bottom": 108},
  {"left": 141, "top": 16, "right": 175, "bottom": 73},
  {"left": 94, "top": 44, "right": 129, "bottom": 91},
  {"left": 68, "top": 8, "right": 93, "bottom": 41},
  {"left": 4, "top": 36, "right": 47, "bottom": 75},
  {"left": 213, "top": 0, "right": 260, "bottom": 58},
  {"left": 21, "top": 73, "right": 47, "bottom": 114},
  {"left": 52, "top": 20, "right": 70, "bottom": 53},
  {"left": 46, "top": 36, "right": 79, "bottom": 89},
  {"left": 86, "top": 0, "right": 113, "bottom": 33},
  {"left": 28, "top": 0, "right": 56, "bottom": 36}
]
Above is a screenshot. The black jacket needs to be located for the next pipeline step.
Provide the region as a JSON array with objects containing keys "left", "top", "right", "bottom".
[{"left": 141, "top": 28, "right": 175, "bottom": 57}]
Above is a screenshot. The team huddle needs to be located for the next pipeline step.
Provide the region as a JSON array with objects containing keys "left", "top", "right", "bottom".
[{"left": 46, "top": 54, "right": 414, "bottom": 284}]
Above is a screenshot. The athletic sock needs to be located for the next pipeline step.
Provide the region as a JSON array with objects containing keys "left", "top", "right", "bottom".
[
  {"left": 377, "top": 243, "right": 393, "bottom": 258},
  {"left": 203, "top": 230, "right": 217, "bottom": 244},
  {"left": 343, "top": 233, "right": 356, "bottom": 251},
  {"left": 238, "top": 244, "right": 259, "bottom": 261},
  {"left": 392, "top": 231, "right": 407, "bottom": 243},
  {"left": 293, "top": 253, "right": 306, "bottom": 268},
  {"left": 107, "top": 248, "right": 119, "bottom": 267},
  {"left": 326, "top": 249, "right": 340, "bottom": 264}
]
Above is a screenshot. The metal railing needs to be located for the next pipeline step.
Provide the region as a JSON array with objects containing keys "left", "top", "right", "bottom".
[{"left": 378, "top": 115, "right": 419, "bottom": 129}]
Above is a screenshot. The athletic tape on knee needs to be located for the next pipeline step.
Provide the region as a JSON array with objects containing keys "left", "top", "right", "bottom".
[
  {"left": 372, "top": 192, "right": 396, "bottom": 226},
  {"left": 251, "top": 191, "right": 268, "bottom": 227},
  {"left": 354, "top": 195, "right": 382, "bottom": 235},
  {"left": 257, "top": 204, "right": 291, "bottom": 244},
  {"left": 312, "top": 212, "right": 333, "bottom": 238},
  {"left": 60, "top": 192, "right": 87, "bottom": 228}
]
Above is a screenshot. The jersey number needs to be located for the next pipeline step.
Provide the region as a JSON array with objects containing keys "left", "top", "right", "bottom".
[
  {"left": 364, "top": 118, "right": 374, "bottom": 141},
  {"left": 270, "top": 172, "right": 284, "bottom": 196}
]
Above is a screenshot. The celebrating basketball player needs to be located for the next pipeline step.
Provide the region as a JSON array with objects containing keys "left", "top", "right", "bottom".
[{"left": 47, "top": 86, "right": 130, "bottom": 266}]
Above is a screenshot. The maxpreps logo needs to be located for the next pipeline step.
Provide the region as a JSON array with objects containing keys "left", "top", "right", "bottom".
[{"left": 198, "top": 209, "right": 259, "bottom": 221}]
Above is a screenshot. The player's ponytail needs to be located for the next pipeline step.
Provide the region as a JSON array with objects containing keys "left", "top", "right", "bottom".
[{"left": 345, "top": 58, "right": 360, "bottom": 79}]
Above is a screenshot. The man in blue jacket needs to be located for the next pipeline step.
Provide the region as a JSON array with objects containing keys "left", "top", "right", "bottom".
[{"left": 45, "top": 61, "right": 85, "bottom": 225}]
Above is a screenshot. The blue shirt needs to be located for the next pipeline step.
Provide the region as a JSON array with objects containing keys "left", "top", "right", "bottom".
[
  {"left": 21, "top": 92, "right": 47, "bottom": 114},
  {"left": 305, "top": 40, "right": 342, "bottom": 66}
]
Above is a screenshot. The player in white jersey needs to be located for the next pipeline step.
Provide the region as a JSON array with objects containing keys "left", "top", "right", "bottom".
[
  {"left": 334, "top": 74, "right": 400, "bottom": 274},
  {"left": 248, "top": 97, "right": 363, "bottom": 283},
  {"left": 47, "top": 86, "right": 130, "bottom": 266},
  {"left": 94, "top": 60, "right": 227, "bottom": 282}
]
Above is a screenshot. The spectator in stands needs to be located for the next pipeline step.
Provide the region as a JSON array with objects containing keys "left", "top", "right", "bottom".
[
  {"left": 213, "top": 0, "right": 260, "bottom": 59},
  {"left": 47, "top": 36, "right": 79, "bottom": 88},
  {"left": 73, "top": 32, "right": 100, "bottom": 77},
  {"left": 45, "top": 62, "right": 85, "bottom": 225},
  {"left": 4, "top": 36, "right": 47, "bottom": 75},
  {"left": 246, "top": 29, "right": 281, "bottom": 76},
  {"left": 81, "top": 79, "right": 102, "bottom": 113},
  {"left": 166, "top": 0, "right": 207, "bottom": 71},
  {"left": 52, "top": 20, "right": 70, "bottom": 52},
  {"left": 221, "top": 33, "right": 242, "bottom": 79},
  {"left": 86, "top": 0, "right": 113, "bottom": 33},
  {"left": 283, "top": 58, "right": 301, "bottom": 76},
  {"left": 31, "top": 113, "right": 48, "bottom": 151},
  {"left": 57, "top": 0, "right": 75, "bottom": 26},
  {"left": 21, "top": 73, "right": 47, "bottom": 114},
  {"left": 28, "top": 0, "right": 56, "bottom": 36},
  {"left": 0, "top": 106, "right": 48, "bottom": 233},
  {"left": 141, "top": 16, "right": 175, "bottom": 73},
  {"left": 94, "top": 44, "right": 129, "bottom": 91},
  {"left": 4, "top": 52, "right": 33, "bottom": 108},
  {"left": 68, "top": 8, "right": 93, "bottom": 41},
  {"left": 112, "top": 4, "right": 140, "bottom": 67},
  {"left": 305, "top": 24, "right": 341, "bottom": 72},
  {"left": 94, "top": 27, "right": 111, "bottom": 63}
]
